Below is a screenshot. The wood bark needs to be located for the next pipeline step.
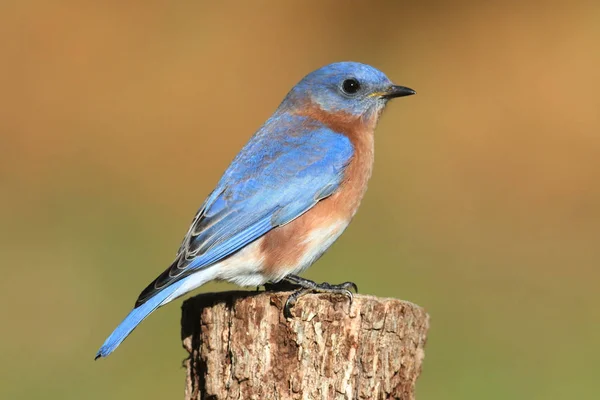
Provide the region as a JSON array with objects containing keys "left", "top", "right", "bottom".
[{"left": 181, "top": 290, "right": 429, "bottom": 400}]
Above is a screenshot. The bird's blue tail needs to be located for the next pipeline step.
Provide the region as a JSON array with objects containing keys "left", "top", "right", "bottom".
[{"left": 95, "top": 280, "right": 185, "bottom": 359}]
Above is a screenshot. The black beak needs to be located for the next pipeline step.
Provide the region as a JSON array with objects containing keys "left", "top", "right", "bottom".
[{"left": 383, "top": 85, "right": 416, "bottom": 99}]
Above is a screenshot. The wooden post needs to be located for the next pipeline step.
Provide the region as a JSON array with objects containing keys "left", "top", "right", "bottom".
[{"left": 181, "top": 291, "right": 429, "bottom": 400}]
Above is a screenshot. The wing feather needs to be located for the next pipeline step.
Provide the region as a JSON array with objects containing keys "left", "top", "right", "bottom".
[{"left": 135, "top": 115, "right": 353, "bottom": 307}]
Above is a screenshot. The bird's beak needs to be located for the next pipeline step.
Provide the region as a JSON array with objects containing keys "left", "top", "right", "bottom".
[{"left": 382, "top": 85, "right": 416, "bottom": 99}]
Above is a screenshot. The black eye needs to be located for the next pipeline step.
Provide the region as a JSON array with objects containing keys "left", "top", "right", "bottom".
[{"left": 342, "top": 78, "right": 361, "bottom": 95}]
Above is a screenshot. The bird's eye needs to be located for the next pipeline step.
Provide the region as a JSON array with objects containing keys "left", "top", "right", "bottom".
[{"left": 341, "top": 78, "right": 361, "bottom": 95}]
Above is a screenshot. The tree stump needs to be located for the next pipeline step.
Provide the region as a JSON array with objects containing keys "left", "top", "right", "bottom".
[{"left": 181, "top": 291, "right": 429, "bottom": 400}]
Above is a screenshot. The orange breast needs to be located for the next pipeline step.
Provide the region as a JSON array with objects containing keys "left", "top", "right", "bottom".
[{"left": 259, "top": 106, "right": 377, "bottom": 278}]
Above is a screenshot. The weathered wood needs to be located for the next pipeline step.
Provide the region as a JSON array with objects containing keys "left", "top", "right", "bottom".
[{"left": 181, "top": 290, "right": 429, "bottom": 400}]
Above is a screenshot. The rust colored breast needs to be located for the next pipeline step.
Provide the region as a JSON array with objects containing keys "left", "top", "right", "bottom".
[{"left": 259, "top": 105, "right": 377, "bottom": 278}]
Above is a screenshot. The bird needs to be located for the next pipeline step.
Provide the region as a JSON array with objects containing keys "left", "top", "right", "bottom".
[{"left": 95, "top": 61, "right": 415, "bottom": 359}]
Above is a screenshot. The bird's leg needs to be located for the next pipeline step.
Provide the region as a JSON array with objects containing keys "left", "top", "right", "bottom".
[
  {"left": 281, "top": 275, "right": 358, "bottom": 318},
  {"left": 283, "top": 275, "right": 358, "bottom": 292}
]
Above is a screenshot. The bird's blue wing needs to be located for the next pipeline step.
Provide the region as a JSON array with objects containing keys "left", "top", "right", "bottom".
[
  {"left": 135, "top": 115, "right": 354, "bottom": 306},
  {"left": 96, "top": 115, "right": 353, "bottom": 358}
]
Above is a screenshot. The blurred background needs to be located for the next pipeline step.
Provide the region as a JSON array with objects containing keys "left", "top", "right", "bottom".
[{"left": 1, "top": 1, "right": 599, "bottom": 399}]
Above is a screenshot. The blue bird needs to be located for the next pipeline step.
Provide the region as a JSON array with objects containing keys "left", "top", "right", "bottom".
[{"left": 96, "top": 61, "right": 415, "bottom": 359}]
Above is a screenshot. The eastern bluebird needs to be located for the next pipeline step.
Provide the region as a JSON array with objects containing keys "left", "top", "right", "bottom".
[{"left": 95, "top": 61, "right": 415, "bottom": 359}]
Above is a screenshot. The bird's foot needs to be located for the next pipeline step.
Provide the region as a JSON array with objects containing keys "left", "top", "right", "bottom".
[{"left": 281, "top": 275, "right": 358, "bottom": 318}]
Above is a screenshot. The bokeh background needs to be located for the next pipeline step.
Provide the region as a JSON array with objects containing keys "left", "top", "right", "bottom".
[{"left": 1, "top": 1, "right": 599, "bottom": 399}]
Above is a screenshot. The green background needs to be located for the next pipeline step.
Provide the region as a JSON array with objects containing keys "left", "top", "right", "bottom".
[{"left": 1, "top": 1, "right": 598, "bottom": 399}]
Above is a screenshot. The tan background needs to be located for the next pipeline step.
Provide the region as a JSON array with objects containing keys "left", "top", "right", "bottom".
[{"left": 1, "top": 1, "right": 598, "bottom": 399}]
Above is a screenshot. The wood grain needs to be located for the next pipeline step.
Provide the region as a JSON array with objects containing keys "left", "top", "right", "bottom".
[{"left": 182, "top": 291, "right": 429, "bottom": 400}]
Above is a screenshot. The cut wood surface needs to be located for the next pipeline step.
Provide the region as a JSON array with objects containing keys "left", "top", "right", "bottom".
[{"left": 182, "top": 290, "right": 429, "bottom": 400}]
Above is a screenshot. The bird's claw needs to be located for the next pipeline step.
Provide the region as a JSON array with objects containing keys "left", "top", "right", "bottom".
[
  {"left": 281, "top": 275, "right": 358, "bottom": 318},
  {"left": 329, "top": 281, "right": 358, "bottom": 293},
  {"left": 283, "top": 287, "right": 311, "bottom": 318}
]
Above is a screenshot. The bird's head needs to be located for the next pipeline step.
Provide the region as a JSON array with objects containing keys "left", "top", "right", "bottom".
[{"left": 284, "top": 61, "right": 415, "bottom": 119}]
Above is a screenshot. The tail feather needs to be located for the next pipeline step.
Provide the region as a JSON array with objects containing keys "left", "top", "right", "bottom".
[{"left": 95, "top": 280, "right": 185, "bottom": 359}]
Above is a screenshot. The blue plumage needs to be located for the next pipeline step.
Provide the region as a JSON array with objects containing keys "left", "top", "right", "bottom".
[
  {"left": 97, "top": 115, "right": 353, "bottom": 358},
  {"left": 96, "top": 279, "right": 186, "bottom": 359},
  {"left": 161, "top": 115, "right": 354, "bottom": 285},
  {"left": 95, "top": 61, "right": 414, "bottom": 359}
]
